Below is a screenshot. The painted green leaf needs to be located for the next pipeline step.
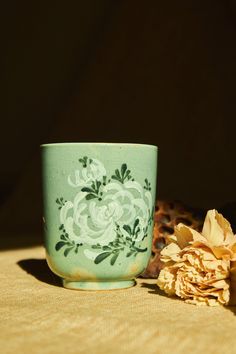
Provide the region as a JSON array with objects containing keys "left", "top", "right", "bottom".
[
  {"left": 123, "top": 225, "right": 132, "bottom": 235},
  {"left": 126, "top": 251, "right": 133, "bottom": 257},
  {"left": 110, "top": 252, "right": 119, "bottom": 265},
  {"left": 55, "top": 241, "right": 66, "bottom": 251},
  {"left": 121, "top": 163, "right": 127, "bottom": 177},
  {"left": 134, "top": 218, "right": 139, "bottom": 227},
  {"left": 115, "top": 169, "right": 121, "bottom": 179},
  {"left": 96, "top": 181, "right": 101, "bottom": 189},
  {"left": 133, "top": 219, "right": 139, "bottom": 233},
  {"left": 79, "top": 156, "right": 88, "bottom": 168},
  {"left": 64, "top": 247, "right": 74, "bottom": 257},
  {"left": 81, "top": 187, "right": 94, "bottom": 193},
  {"left": 59, "top": 224, "right": 64, "bottom": 230},
  {"left": 85, "top": 194, "right": 97, "bottom": 200},
  {"left": 124, "top": 169, "right": 131, "bottom": 178},
  {"left": 111, "top": 175, "right": 119, "bottom": 181},
  {"left": 94, "top": 252, "right": 111, "bottom": 264},
  {"left": 92, "top": 244, "right": 101, "bottom": 249}
]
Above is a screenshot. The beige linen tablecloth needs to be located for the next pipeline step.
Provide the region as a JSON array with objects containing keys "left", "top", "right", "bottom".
[{"left": 1, "top": 245, "right": 236, "bottom": 354}]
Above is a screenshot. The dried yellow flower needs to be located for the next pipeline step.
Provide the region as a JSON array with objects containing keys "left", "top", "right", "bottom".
[{"left": 157, "top": 209, "right": 236, "bottom": 306}]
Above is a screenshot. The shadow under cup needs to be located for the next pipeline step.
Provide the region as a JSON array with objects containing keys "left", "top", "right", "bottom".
[{"left": 41, "top": 143, "right": 158, "bottom": 290}]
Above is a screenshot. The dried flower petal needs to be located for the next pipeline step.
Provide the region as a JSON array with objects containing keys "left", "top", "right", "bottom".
[
  {"left": 159, "top": 242, "right": 181, "bottom": 263},
  {"left": 174, "top": 223, "right": 205, "bottom": 247},
  {"left": 202, "top": 209, "right": 235, "bottom": 246}
]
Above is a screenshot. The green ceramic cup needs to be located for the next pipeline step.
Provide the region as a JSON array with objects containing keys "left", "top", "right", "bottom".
[{"left": 41, "top": 143, "right": 158, "bottom": 290}]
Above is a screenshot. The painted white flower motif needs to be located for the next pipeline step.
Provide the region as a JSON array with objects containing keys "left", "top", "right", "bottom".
[
  {"left": 68, "top": 158, "right": 106, "bottom": 188},
  {"left": 59, "top": 180, "right": 152, "bottom": 247}
]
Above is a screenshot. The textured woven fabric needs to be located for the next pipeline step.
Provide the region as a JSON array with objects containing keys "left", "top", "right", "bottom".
[{"left": 1, "top": 246, "right": 236, "bottom": 354}]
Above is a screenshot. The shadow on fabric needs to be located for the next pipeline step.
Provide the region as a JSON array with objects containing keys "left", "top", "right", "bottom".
[
  {"left": 141, "top": 282, "right": 236, "bottom": 314},
  {"left": 228, "top": 306, "right": 236, "bottom": 316},
  {"left": 17, "top": 258, "right": 61, "bottom": 288},
  {"left": 141, "top": 282, "right": 167, "bottom": 296}
]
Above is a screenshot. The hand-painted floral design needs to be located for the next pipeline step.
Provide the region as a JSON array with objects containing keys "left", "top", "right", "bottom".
[
  {"left": 55, "top": 157, "right": 154, "bottom": 265},
  {"left": 68, "top": 157, "right": 106, "bottom": 188}
]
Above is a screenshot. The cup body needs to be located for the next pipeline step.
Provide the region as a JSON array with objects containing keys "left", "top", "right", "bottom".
[{"left": 41, "top": 143, "right": 158, "bottom": 290}]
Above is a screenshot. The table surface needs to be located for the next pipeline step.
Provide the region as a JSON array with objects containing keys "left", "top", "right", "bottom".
[{"left": 1, "top": 245, "right": 236, "bottom": 354}]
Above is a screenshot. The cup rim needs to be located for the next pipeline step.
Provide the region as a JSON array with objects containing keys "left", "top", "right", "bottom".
[{"left": 40, "top": 142, "right": 158, "bottom": 150}]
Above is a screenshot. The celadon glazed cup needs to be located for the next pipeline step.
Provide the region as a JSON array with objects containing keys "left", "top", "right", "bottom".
[{"left": 41, "top": 143, "right": 158, "bottom": 290}]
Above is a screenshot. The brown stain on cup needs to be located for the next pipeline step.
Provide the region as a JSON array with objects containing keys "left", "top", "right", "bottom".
[{"left": 71, "top": 267, "right": 97, "bottom": 281}]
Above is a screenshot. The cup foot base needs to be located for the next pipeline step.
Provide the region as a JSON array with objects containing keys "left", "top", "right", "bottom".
[{"left": 62, "top": 279, "right": 136, "bottom": 291}]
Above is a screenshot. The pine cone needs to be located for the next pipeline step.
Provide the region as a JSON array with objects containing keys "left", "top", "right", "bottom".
[{"left": 141, "top": 200, "right": 204, "bottom": 278}]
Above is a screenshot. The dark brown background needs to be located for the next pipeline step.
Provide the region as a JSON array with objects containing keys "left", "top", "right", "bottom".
[{"left": 1, "top": 0, "right": 236, "bottom": 245}]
